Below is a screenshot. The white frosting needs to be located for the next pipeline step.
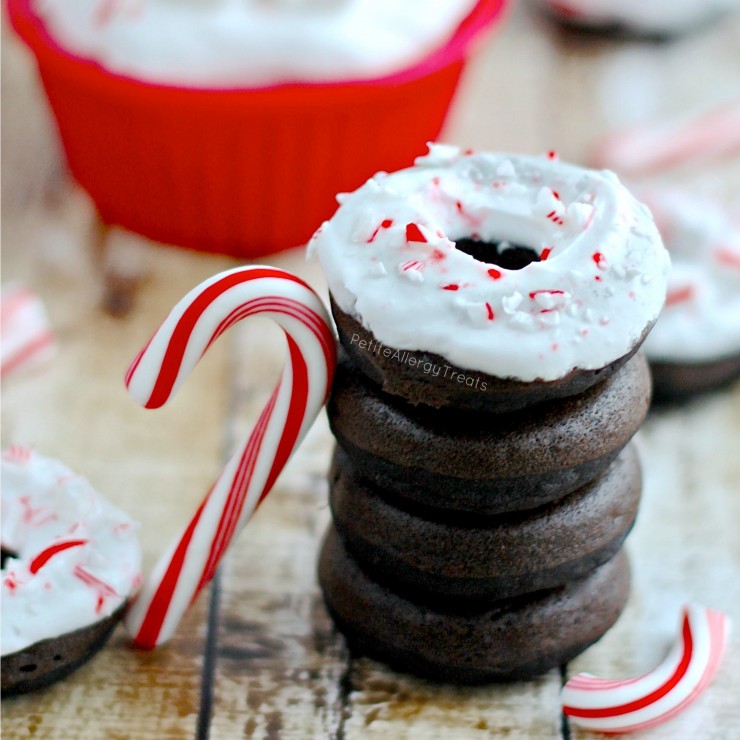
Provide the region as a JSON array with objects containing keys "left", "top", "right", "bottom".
[
  {"left": 1, "top": 448, "right": 142, "bottom": 656},
  {"left": 32, "top": 0, "right": 477, "bottom": 88},
  {"left": 641, "top": 189, "right": 740, "bottom": 363},
  {"left": 310, "top": 144, "right": 670, "bottom": 382},
  {"left": 538, "top": 0, "right": 740, "bottom": 34}
]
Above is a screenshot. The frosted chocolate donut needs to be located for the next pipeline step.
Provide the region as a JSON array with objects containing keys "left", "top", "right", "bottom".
[
  {"left": 640, "top": 189, "right": 740, "bottom": 402},
  {"left": 1, "top": 448, "right": 141, "bottom": 695},
  {"left": 533, "top": 0, "right": 738, "bottom": 39},
  {"left": 319, "top": 527, "right": 630, "bottom": 684},
  {"left": 328, "top": 348, "right": 651, "bottom": 514},
  {"left": 311, "top": 144, "right": 668, "bottom": 413},
  {"left": 329, "top": 443, "right": 640, "bottom": 603}
]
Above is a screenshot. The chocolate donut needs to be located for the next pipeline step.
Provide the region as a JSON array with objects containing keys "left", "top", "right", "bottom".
[
  {"left": 1, "top": 449, "right": 141, "bottom": 695},
  {"left": 1, "top": 605, "right": 125, "bottom": 696},
  {"left": 319, "top": 527, "right": 630, "bottom": 684},
  {"left": 329, "top": 443, "right": 641, "bottom": 603},
  {"left": 311, "top": 145, "right": 668, "bottom": 683},
  {"left": 649, "top": 356, "right": 740, "bottom": 404},
  {"left": 333, "top": 298, "right": 652, "bottom": 414},
  {"left": 531, "top": 0, "right": 732, "bottom": 39},
  {"left": 312, "top": 145, "right": 668, "bottom": 413},
  {"left": 639, "top": 189, "right": 740, "bottom": 403},
  {"left": 328, "top": 348, "right": 651, "bottom": 514}
]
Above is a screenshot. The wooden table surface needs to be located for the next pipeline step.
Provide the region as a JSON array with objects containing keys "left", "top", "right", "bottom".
[{"left": 2, "top": 4, "right": 739, "bottom": 738}]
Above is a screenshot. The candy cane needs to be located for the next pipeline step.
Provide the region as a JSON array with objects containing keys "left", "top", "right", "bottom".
[
  {"left": 123, "top": 266, "right": 336, "bottom": 649},
  {"left": 562, "top": 604, "right": 730, "bottom": 734},
  {"left": 592, "top": 101, "right": 740, "bottom": 176},
  {"left": 1, "top": 284, "right": 57, "bottom": 378}
]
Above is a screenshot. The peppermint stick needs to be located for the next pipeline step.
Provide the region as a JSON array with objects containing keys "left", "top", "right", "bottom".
[
  {"left": 123, "top": 267, "right": 336, "bottom": 648},
  {"left": 562, "top": 604, "right": 730, "bottom": 734}
]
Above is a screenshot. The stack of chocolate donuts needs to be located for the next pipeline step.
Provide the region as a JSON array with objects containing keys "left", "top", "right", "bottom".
[{"left": 312, "top": 146, "right": 669, "bottom": 682}]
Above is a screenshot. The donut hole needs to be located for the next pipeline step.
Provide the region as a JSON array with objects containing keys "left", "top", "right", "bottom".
[
  {"left": 1, "top": 546, "right": 16, "bottom": 568},
  {"left": 454, "top": 238, "right": 541, "bottom": 270}
]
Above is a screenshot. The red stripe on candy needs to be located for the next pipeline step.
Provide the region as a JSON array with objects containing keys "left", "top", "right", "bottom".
[
  {"left": 666, "top": 285, "right": 695, "bottom": 306},
  {"left": 405, "top": 223, "right": 427, "bottom": 243},
  {"left": 132, "top": 498, "right": 208, "bottom": 649},
  {"left": 0, "top": 331, "right": 55, "bottom": 377},
  {"left": 564, "top": 615, "right": 694, "bottom": 719},
  {"left": 29, "top": 539, "right": 88, "bottom": 574},
  {"left": 142, "top": 269, "right": 308, "bottom": 409}
]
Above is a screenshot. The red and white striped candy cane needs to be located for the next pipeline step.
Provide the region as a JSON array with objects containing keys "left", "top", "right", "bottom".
[
  {"left": 591, "top": 101, "right": 740, "bottom": 177},
  {"left": 1, "top": 284, "right": 57, "bottom": 378},
  {"left": 562, "top": 604, "right": 730, "bottom": 734},
  {"left": 123, "top": 266, "right": 336, "bottom": 649}
]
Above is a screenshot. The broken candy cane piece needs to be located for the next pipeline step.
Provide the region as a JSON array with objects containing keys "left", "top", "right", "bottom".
[
  {"left": 562, "top": 604, "right": 730, "bottom": 734},
  {"left": 0, "top": 284, "right": 57, "bottom": 377},
  {"left": 591, "top": 102, "right": 740, "bottom": 176}
]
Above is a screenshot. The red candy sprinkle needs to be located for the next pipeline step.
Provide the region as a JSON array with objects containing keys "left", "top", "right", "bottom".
[
  {"left": 547, "top": 150, "right": 558, "bottom": 160},
  {"left": 367, "top": 219, "right": 394, "bottom": 243},
  {"left": 442, "top": 284, "right": 460, "bottom": 291},
  {"left": 715, "top": 248, "right": 740, "bottom": 268},
  {"left": 540, "top": 247, "right": 552, "bottom": 261},
  {"left": 74, "top": 565, "right": 118, "bottom": 614},
  {"left": 592, "top": 252, "right": 606, "bottom": 268},
  {"left": 487, "top": 268, "right": 502, "bottom": 280},
  {"left": 485, "top": 303, "right": 495, "bottom": 321},
  {"left": 29, "top": 539, "right": 89, "bottom": 574},
  {"left": 529, "top": 289, "right": 565, "bottom": 299},
  {"left": 666, "top": 285, "right": 695, "bottom": 306},
  {"left": 406, "top": 223, "right": 427, "bottom": 243},
  {"left": 431, "top": 249, "right": 447, "bottom": 262}
]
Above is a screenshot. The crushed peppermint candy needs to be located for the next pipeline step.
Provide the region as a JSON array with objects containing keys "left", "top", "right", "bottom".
[
  {"left": 1, "top": 449, "right": 141, "bottom": 656},
  {"left": 312, "top": 144, "right": 669, "bottom": 381}
]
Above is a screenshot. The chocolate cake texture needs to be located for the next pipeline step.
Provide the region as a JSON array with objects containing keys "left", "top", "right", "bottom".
[{"left": 319, "top": 298, "right": 651, "bottom": 682}]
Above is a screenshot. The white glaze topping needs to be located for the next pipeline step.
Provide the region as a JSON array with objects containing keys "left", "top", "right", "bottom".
[
  {"left": 310, "top": 144, "right": 670, "bottom": 382},
  {"left": 1, "top": 448, "right": 142, "bottom": 656},
  {"left": 32, "top": 0, "right": 477, "bottom": 88},
  {"left": 538, "top": 0, "right": 740, "bottom": 34},
  {"left": 641, "top": 189, "right": 740, "bottom": 363}
]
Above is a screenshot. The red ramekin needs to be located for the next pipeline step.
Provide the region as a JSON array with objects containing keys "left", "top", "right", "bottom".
[{"left": 8, "top": 0, "right": 507, "bottom": 258}]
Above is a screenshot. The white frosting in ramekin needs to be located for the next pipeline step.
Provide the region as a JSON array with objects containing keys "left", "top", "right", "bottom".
[
  {"left": 32, "top": 0, "right": 478, "bottom": 87},
  {"left": 1, "top": 448, "right": 142, "bottom": 656},
  {"left": 641, "top": 189, "right": 740, "bottom": 363},
  {"left": 310, "top": 144, "right": 670, "bottom": 382},
  {"left": 537, "top": 0, "right": 739, "bottom": 35}
]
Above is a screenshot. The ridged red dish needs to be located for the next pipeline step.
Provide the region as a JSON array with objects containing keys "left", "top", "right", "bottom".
[{"left": 8, "top": 0, "right": 507, "bottom": 257}]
